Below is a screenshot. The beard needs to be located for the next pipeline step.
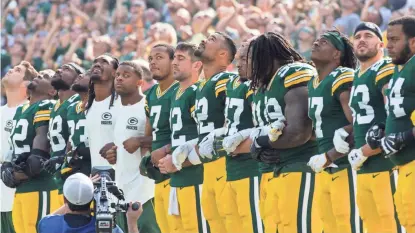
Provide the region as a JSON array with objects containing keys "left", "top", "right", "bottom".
[
  {"left": 194, "top": 48, "right": 203, "bottom": 57},
  {"left": 356, "top": 47, "right": 378, "bottom": 62},
  {"left": 27, "top": 82, "right": 36, "bottom": 90},
  {"left": 71, "top": 83, "right": 89, "bottom": 92},
  {"left": 51, "top": 78, "right": 70, "bottom": 90},
  {"left": 90, "top": 74, "right": 102, "bottom": 82},
  {"left": 393, "top": 43, "right": 412, "bottom": 65}
]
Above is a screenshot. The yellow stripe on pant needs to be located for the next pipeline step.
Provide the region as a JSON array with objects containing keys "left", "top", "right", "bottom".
[
  {"left": 155, "top": 179, "right": 175, "bottom": 233},
  {"left": 223, "top": 176, "right": 262, "bottom": 233},
  {"left": 395, "top": 160, "right": 415, "bottom": 233},
  {"left": 356, "top": 170, "right": 400, "bottom": 233},
  {"left": 12, "top": 189, "right": 60, "bottom": 233},
  {"left": 202, "top": 157, "right": 227, "bottom": 233},
  {"left": 274, "top": 172, "right": 321, "bottom": 233},
  {"left": 315, "top": 167, "right": 360, "bottom": 233},
  {"left": 170, "top": 185, "right": 208, "bottom": 233},
  {"left": 260, "top": 172, "right": 278, "bottom": 233}
]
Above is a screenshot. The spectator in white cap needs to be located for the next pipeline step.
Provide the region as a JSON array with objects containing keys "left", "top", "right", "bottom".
[{"left": 37, "top": 173, "right": 142, "bottom": 233}]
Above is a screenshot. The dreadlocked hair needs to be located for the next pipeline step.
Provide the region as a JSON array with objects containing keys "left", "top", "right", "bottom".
[
  {"left": 248, "top": 32, "right": 305, "bottom": 91},
  {"left": 328, "top": 30, "right": 358, "bottom": 69},
  {"left": 85, "top": 78, "right": 95, "bottom": 113}
]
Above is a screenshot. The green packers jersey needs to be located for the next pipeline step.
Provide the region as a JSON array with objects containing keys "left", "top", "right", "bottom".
[
  {"left": 145, "top": 82, "right": 179, "bottom": 183},
  {"left": 265, "top": 62, "right": 318, "bottom": 174},
  {"left": 308, "top": 66, "right": 354, "bottom": 171},
  {"left": 67, "top": 101, "right": 88, "bottom": 150},
  {"left": 9, "top": 99, "right": 57, "bottom": 193},
  {"left": 385, "top": 55, "right": 415, "bottom": 166},
  {"left": 252, "top": 90, "right": 274, "bottom": 173},
  {"left": 49, "top": 94, "right": 80, "bottom": 157},
  {"left": 350, "top": 59, "right": 395, "bottom": 173},
  {"left": 169, "top": 83, "right": 203, "bottom": 187},
  {"left": 224, "top": 76, "right": 258, "bottom": 181},
  {"left": 194, "top": 72, "right": 235, "bottom": 163},
  {"left": 145, "top": 82, "right": 179, "bottom": 151}
]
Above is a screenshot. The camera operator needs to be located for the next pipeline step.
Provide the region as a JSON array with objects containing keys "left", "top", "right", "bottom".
[{"left": 37, "top": 173, "right": 142, "bottom": 233}]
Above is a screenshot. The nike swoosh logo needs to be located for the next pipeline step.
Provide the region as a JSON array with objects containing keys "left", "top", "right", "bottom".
[
  {"left": 179, "top": 187, "right": 184, "bottom": 190},
  {"left": 216, "top": 176, "right": 224, "bottom": 181},
  {"left": 164, "top": 184, "right": 169, "bottom": 188},
  {"left": 406, "top": 172, "right": 412, "bottom": 177},
  {"left": 267, "top": 177, "right": 274, "bottom": 182},
  {"left": 332, "top": 176, "right": 339, "bottom": 181},
  {"left": 372, "top": 173, "right": 380, "bottom": 178},
  {"left": 282, "top": 173, "right": 289, "bottom": 178}
]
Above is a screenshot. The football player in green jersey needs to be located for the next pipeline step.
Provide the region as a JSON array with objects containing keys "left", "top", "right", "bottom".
[
  {"left": 348, "top": 22, "right": 401, "bottom": 233},
  {"left": 141, "top": 44, "right": 178, "bottom": 233},
  {"left": 62, "top": 71, "right": 92, "bottom": 180},
  {"left": 246, "top": 32, "right": 321, "bottom": 233},
  {"left": 306, "top": 30, "right": 360, "bottom": 233},
  {"left": 171, "top": 32, "right": 236, "bottom": 233},
  {"left": 211, "top": 40, "right": 262, "bottom": 233},
  {"left": 1, "top": 68, "right": 62, "bottom": 233},
  {"left": 43, "top": 63, "right": 84, "bottom": 195},
  {"left": 366, "top": 16, "right": 415, "bottom": 233},
  {"left": 157, "top": 42, "right": 206, "bottom": 233}
]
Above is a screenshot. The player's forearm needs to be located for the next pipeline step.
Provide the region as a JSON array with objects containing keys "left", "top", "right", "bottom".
[
  {"left": 268, "top": 123, "right": 313, "bottom": 149},
  {"left": 361, "top": 144, "right": 381, "bottom": 157},
  {"left": 342, "top": 124, "right": 353, "bottom": 134},
  {"left": 326, "top": 147, "right": 346, "bottom": 162},
  {"left": 135, "top": 136, "right": 153, "bottom": 148}
]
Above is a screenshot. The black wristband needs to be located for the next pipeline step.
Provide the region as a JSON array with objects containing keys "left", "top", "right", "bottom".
[
  {"left": 403, "top": 129, "right": 415, "bottom": 144},
  {"left": 256, "top": 136, "right": 273, "bottom": 149}
]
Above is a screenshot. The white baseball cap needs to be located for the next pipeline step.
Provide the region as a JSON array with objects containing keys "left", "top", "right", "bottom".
[{"left": 63, "top": 173, "right": 94, "bottom": 205}]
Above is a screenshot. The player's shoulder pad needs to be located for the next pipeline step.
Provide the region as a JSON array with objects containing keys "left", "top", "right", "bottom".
[
  {"left": 37, "top": 99, "right": 55, "bottom": 110},
  {"left": 67, "top": 94, "right": 80, "bottom": 103},
  {"left": 331, "top": 67, "right": 354, "bottom": 94},
  {"left": 279, "top": 62, "right": 316, "bottom": 88},
  {"left": 374, "top": 58, "right": 394, "bottom": 84}
]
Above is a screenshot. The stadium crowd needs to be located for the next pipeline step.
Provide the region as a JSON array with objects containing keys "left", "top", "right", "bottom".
[{"left": 1, "top": 0, "right": 415, "bottom": 105}]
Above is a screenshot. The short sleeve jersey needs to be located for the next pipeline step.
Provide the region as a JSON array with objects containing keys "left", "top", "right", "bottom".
[
  {"left": 194, "top": 72, "right": 235, "bottom": 163},
  {"left": 66, "top": 101, "right": 88, "bottom": 150},
  {"left": 252, "top": 90, "right": 274, "bottom": 173},
  {"left": 9, "top": 100, "right": 57, "bottom": 193},
  {"left": 265, "top": 62, "right": 318, "bottom": 174},
  {"left": 224, "top": 77, "right": 258, "bottom": 181},
  {"left": 145, "top": 82, "right": 179, "bottom": 151},
  {"left": 169, "top": 83, "right": 203, "bottom": 187},
  {"left": 308, "top": 66, "right": 354, "bottom": 172},
  {"left": 49, "top": 94, "right": 80, "bottom": 157},
  {"left": 385, "top": 55, "right": 415, "bottom": 166},
  {"left": 349, "top": 59, "right": 394, "bottom": 173}
]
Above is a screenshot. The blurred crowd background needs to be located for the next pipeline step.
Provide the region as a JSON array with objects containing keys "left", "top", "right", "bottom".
[{"left": 1, "top": 0, "right": 415, "bottom": 105}]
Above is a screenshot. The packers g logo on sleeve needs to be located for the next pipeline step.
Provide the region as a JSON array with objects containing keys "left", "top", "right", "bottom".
[
  {"left": 4, "top": 120, "right": 13, "bottom": 133},
  {"left": 101, "top": 112, "right": 112, "bottom": 125},
  {"left": 126, "top": 117, "right": 138, "bottom": 130}
]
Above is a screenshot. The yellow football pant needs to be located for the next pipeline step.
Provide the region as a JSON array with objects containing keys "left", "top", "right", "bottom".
[
  {"left": 12, "top": 189, "right": 61, "bottom": 233},
  {"left": 395, "top": 160, "right": 415, "bottom": 233},
  {"left": 316, "top": 168, "right": 360, "bottom": 233},
  {"left": 202, "top": 157, "right": 227, "bottom": 233},
  {"left": 274, "top": 172, "right": 321, "bottom": 233},
  {"left": 170, "top": 185, "right": 208, "bottom": 233},
  {"left": 223, "top": 176, "right": 262, "bottom": 233},
  {"left": 357, "top": 170, "right": 401, "bottom": 233},
  {"left": 260, "top": 172, "right": 278, "bottom": 233},
  {"left": 155, "top": 179, "right": 175, "bottom": 233}
]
